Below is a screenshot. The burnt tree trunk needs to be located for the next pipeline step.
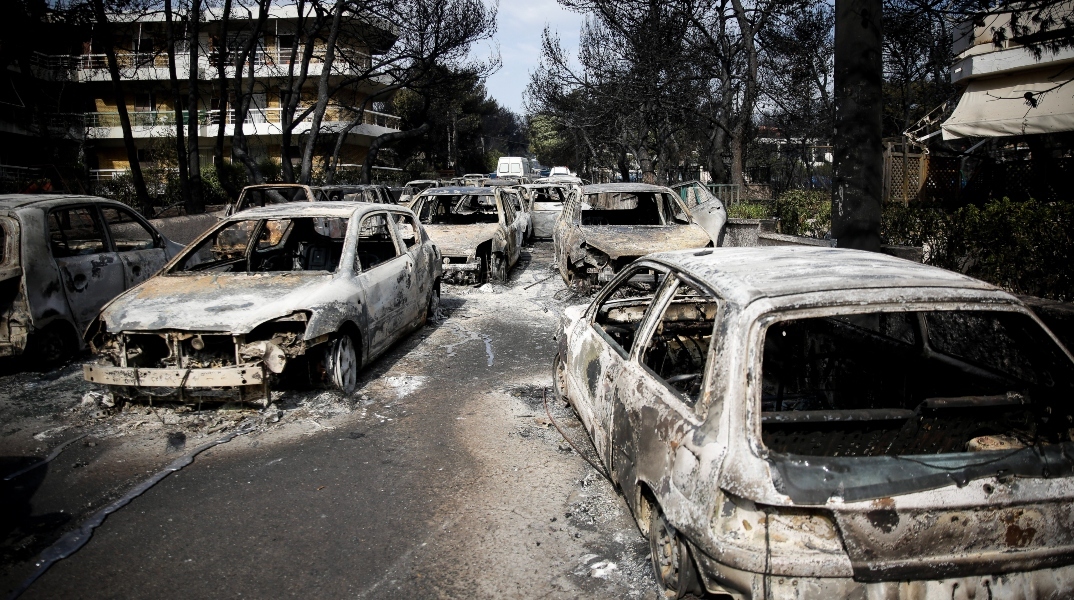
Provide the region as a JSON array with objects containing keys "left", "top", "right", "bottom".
[
  {"left": 92, "top": 0, "right": 153, "bottom": 213},
  {"left": 832, "top": 0, "right": 883, "bottom": 251},
  {"left": 361, "top": 123, "right": 430, "bottom": 184},
  {"left": 163, "top": 0, "right": 191, "bottom": 209},
  {"left": 186, "top": 0, "right": 203, "bottom": 213}
]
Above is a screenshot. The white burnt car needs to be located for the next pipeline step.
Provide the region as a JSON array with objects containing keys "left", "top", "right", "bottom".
[
  {"left": 410, "top": 186, "right": 526, "bottom": 285},
  {"left": 84, "top": 202, "right": 441, "bottom": 402},
  {"left": 555, "top": 246, "right": 1074, "bottom": 599}
]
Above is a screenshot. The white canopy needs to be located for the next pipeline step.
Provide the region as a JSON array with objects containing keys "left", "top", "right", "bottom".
[{"left": 941, "top": 67, "right": 1074, "bottom": 139}]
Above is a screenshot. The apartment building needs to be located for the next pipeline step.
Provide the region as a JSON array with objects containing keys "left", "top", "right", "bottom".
[{"left": 32, "top": 5, "right": 401, "bottom": 182}]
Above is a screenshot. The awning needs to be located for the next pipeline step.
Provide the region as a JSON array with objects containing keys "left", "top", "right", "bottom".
[{"left": 941, "top": 67, "right": 1074, "bottom": 139}]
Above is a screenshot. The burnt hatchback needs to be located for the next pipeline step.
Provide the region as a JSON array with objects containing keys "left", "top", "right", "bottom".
[
  {"left": 84, "top": 202, "right": 441, "bottom": 403},
  {"left": 555, "top": 246, "right": 1074, "bottom": 599}
]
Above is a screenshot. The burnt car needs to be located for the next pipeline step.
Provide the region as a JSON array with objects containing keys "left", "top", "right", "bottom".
[
  {"left": 555, "top": 246, "right": 1074, "bottom": 599},
  {"left": 520, "top": 183, "right": 573, "bottom": 240},
  {"left": 84, "top": 202, "right": 441, "bottom": 402},
  {"left": 0, "top": 195, "right": 182, "bottom": 363},
  {"left": 399, "top": 180, "right": 441, "bottom": 206},
  {"left": 553, "top": 183, "right": 712, "bottom": 288},
  {"left": 410, "top": 186, "right": 525, "bottom": 284},
  {"left": 227, "top": 184, "right": 330, "bottom": 214},
  {"left": 323, "top": 184, "right": 394, "bottom": 204}
]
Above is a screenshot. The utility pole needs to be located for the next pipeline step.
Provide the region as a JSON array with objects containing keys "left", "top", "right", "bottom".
[{"left": 831, "top": 0, "right": 883, "bottom": 252}]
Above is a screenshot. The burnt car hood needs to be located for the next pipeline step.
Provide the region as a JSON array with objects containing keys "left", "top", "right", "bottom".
[
  {"left": 100, "top": 273, "right": 333, "bottom": 333},
  {"left": 424, "top": 224, "right": 498, "bottom": 257},
  {"left": 581, "top": 225, "right": 711, "bottom": 259}
]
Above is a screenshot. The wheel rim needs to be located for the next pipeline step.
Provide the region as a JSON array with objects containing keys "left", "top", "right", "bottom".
[
  {"left": 333, "top": 336, "right": 357, "bottom": 393},
  {"left": 650, "top": 509, "right": 682, "bottom": 596},
  {"left": 553, "top": 353, "right": 568, "bottom": 400}
]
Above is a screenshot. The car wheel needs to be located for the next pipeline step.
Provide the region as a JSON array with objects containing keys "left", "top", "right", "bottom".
[
  {"left": 26, "top": 322, "right": 77, "bottom": 369},
  {"left": 323, "top": 333, "right": 358, "bottom": 394},
  {"left": 649, "top": 501, "right": 703, "bottom": 598},
  {"left": 552, "top": 352, "right": 569, "bottom": 403},
  {"left": 489, "top": 252, "right": 507, "bottom": 283},
  {"left": 425, "top": 283, "right": 441, "bottom": 325}
]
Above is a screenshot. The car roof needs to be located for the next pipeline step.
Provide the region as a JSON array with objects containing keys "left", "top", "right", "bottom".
[
  {"left": 647, "top": 246, "right": 1006, "bottom": 307},
  {"left": 421, "top": 186, "right": 494, "bottom": 196},
  {"left": 226, "top": 201, "right": 406, "bottom": 220},
  {"left": 582, "top": 183, "right": 670, "bottom": 194},
  {"left": 0, "top": 194, "right": 135, "bottom": 211}
]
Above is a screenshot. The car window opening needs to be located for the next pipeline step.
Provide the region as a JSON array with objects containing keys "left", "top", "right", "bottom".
[
  {"left": 355, "top": 214, "right": 399, "bottom": 271},
  {"left": 417, "top": 195, "right": 499, "bottom": 225},
  {"left": 594, "top": 268, "right": 668, "bottom": 354},
  {"left": 642, "top": 281, "right": 718, "bottom": 405},
  {"left": 760, "top": 310, "right": 1074, "bottom": 458},
  {"left": 173, "top": 217, "right": 348, "bottom": 274},
  {"left": 580, "top": 192, "right": 686, "bottom": 226}
]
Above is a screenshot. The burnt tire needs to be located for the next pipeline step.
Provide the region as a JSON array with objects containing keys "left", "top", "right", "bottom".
[
  {"left": 552, "top": 352, "right": 569, "bottom": 403},
  {"left": 425, "top": 283, "right": 441, "bottom": 325},
  {"left": 26, "top": 322, "right": 78, "bottom": 369},
  {"left": 322, "top": 333, "right": 358, "bottom": 394},
  {"left": 649, "top": 501, "right": 704, "bottom": 598},
  {"left": 489, "top": 252, "right": 507, "bottom": 283}
]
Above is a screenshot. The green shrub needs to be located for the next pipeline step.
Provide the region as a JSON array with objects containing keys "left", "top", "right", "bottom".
[
  {"left": 883, "top": 198, "right": 1073, "bottom": 301},
  {"left": 775, "top": 190, "right": 831, "bottom": 238},
  {"left": 727, "top": 202, "right": 774, "bottom": 219}
]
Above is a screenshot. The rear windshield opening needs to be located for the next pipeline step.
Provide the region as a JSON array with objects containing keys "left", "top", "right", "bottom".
[
  {"left": 173, "top": 216, "right": 347, "bottom": 274},
  {"left": 580, "top": 192, "right": 688, "bottom": 226},
  {"left": 760, "top": 310, "right": 1074, "bottom": 458},
  {"left": 416, "top": 195, "right": 498, "bottom": 225},
  {"left": 240, "top": 187, "right": 312, "bottom": 208}
]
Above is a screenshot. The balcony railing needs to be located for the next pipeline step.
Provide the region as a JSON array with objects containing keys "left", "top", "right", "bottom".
[
  {"left": 84, "top": 107, "right": 400, "bottom": 131},
  {"left": 32, "top": 48, "right": 373, "bottom": 78}
]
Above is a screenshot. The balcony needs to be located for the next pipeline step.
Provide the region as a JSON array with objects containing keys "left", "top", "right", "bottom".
[
  {"left": 83, "top": 107, "right": 401, "bottom": 139},
  {"left": 31, "top": 48, "right": 377, "bottom": 82}
]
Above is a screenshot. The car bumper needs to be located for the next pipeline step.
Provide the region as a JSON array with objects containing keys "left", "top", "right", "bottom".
[
  {"left": 693, "top": 551, "right": 1074, "bottom": 599},
  {"left": 84, "top": 363, "right": 265, "bottom": 388}
]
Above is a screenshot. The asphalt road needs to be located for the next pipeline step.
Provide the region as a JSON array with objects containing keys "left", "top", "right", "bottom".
[{"left": 0, "top": 242, "right": 659, "bottom": 599}]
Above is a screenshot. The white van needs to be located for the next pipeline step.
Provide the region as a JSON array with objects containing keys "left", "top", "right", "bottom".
[{"left": 496, "top": 156, "right": 532, "bottom": 179}]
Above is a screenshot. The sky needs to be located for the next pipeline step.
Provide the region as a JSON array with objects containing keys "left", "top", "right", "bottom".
[{"left": 473, "top": 0, "right": 585, "bottom": 114}]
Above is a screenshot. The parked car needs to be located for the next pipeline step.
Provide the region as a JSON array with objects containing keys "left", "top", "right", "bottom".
[
  {"left": 399, "top": 180, "right": 441, "bottom": 206},
  {"left": 410, "top": 187, "right": 526, "bottom": 284},
  {"left": 519, "top": 183, "right": 572, "bottom": 240},
  {"left": 555, "top": 246, "right": 1074, "bottom": 599},
  {"left": 322, "top": 184, "right": 394, "bottom": 204},
  {"left": 83, "top": 202, "right": 441, "bottom": 402},
  {"left": 228, "top": 184, "right": 330, "bottom": 214},
  {"left": 0, "top": 195, "right": 183, "bottom": 364},
  {"left": 553, "top": 183, "right": 712, "bottom": 288}
]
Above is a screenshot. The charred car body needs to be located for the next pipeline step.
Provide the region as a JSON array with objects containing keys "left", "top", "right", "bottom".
[
  {"left": 553, "top": 183, "right": 713, "bottom": 288},
  {"left": 84, "top": 202, "right": 441, "bottom": 402},
  {"left": 228, "top": 184, "right": 331, "bottom": 215},
  {"left": 0, "top": 195, "right": 182, "bottom": 363},
  {"left": 410, "top": 187, "right": 526, "bottom": 285},
  {"left": 520, "top": 183, "right": 573, "bottom": 240},
  {"left": 556, "top": 246, "right": 1074, "bottom": 599}
]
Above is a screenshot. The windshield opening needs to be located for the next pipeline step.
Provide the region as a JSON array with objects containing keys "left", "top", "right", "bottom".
[
  {"left": 415, "top": 195, "right": 499, "bottom": 225},
  {"left": 171, "top": 217, "right": 348, "bottom": 274},
  {"left": 580, "top": 192, "right": 688, "bottom": 226},
  {"left": 760, "top": 309, "right": 1074, "bottom": 459}
]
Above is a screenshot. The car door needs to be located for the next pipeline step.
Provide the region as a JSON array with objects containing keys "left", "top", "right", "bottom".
[
  {"left": 353, "top": 211, "right": 409, "bottom": 356},
  {"left": 495, "top": 193, "right": 521, "bottom": 266},
  {"left": 613, "top": 274, "right": 720, "bottom": 505},
  {"left": 565, "top": 264, "right": 669, "bottom": 469},
  {"left": 99, "top": 204, "right": 170, "bottom": 288},
  {"left": 47, "top": 205, "right": 126, "bottom": 332},
  {"left": 504, "top": 189, "right": 530, "bottom": 242},
  {"left": 388, "top": 211, "right": 427, "bottom": 326}
]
